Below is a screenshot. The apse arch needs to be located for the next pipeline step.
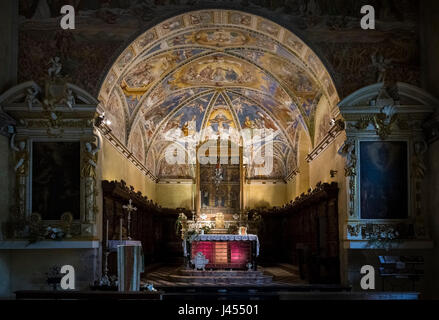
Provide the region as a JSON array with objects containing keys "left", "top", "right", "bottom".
[{"left": 97, "top": 9, "right": 341, "bottom": 181}]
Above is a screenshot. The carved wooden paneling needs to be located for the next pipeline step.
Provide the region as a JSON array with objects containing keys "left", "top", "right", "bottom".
[
  {"left": 255, "top": 182, "right": 340, "bottom": 284},
  {"left": 102, "top": 180, "right": 192, "bottom": 273}
]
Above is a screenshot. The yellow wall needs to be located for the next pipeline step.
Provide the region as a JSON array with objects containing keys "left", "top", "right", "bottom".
[
  {"left": 244, "top": 183, "right": 287, "bottom": 208},
  {"left": 100, "top": 139, "right": 156, "bottom": 201},
  {"left": 296, "top": 128, "right": 312, "bottom": 195},
  {"left": 99, "top": 130, "right": 346, "bottom": 211},
  {"left": 156, "top": 183, "right": 193, "bottom": 209},
  {"left": 286, "top": 178, "right": 297, "bottom": 202},
  {"left": 154, "top": 181, "right": 287, "bottom": 209}
]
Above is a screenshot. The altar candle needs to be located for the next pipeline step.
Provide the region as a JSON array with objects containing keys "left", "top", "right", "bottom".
[{"left": 120, "top": 218, "right": 123, "bottom": 241}]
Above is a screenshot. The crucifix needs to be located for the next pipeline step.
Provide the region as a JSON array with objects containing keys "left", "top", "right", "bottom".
[{"left": 123, "top": 199, "right": 137, "bottom": 240}]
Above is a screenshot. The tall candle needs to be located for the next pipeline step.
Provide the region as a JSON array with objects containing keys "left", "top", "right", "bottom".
[
  {"left": 120, "top": 218, "right": 123, "bottom": 241},
  {"left": 106, "top": 219, "right": 109, "bottom": 248}
]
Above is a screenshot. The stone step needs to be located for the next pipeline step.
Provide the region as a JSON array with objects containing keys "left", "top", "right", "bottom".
[
  {"left": 179, "top": 269, "right": 265, "bottom": 277},
  {"left": 168, "top": 274, "right": 273, "bottom": 284},
  {"left": 169, "top": 269, "right": 273, "bottom": 284}
]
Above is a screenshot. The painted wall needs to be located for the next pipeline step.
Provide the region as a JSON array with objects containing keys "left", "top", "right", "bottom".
[
  {"left": 0, "top": 0, "right": 18, "bottom": 297},
  {"left": 0, "top": 252, "right": 11, "bottom": 297},
  {"left": 100, "top": 139, "right": 156, "bottom": 201},
  {"left": 0, "top": 0, "right": 17, "bottom": 93},
  {"left": 245, "top": 183, "right": 287, "bottom": 208},
  {"left": 296, "top": 128, "right": 312, "bottom": 195},
  {"left": 286, "top": 178, "right": 297, "bottom": 202},
  {"left": 154, "top": 181, "right": 287, "bottom": 209},
  {"left": 156, "top": 183, "right": 193, "bottom": 209}
]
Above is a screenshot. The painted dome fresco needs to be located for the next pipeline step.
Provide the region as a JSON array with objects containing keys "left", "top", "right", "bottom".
[{"left": 98, "top": 10, "right": 339, "bottom": 180}]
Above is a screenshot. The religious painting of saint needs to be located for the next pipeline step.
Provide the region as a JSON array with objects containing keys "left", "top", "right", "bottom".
[
  {"left": 32, "top": 142, "right": 80, "bottom": 220},
  {"left": 360, "top": 141, "right": 408, "bottom": 219}
]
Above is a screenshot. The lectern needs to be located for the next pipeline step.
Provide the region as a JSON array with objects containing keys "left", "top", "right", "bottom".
[{"left": 117, "top": 243, "right": 144, "bottom": 291}]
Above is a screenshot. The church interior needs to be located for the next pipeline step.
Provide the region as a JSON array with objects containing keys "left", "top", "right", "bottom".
[{"left": 1, "top": 0, "right": 439, "bottom": 302}]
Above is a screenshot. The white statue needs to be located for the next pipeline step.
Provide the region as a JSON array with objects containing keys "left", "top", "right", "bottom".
[
  {"left": 82, "top": 134, "right": 102, "bottom": 179},
  {"left": 65, "top": 89, "right": 75, "bottom": 110},
  {"left": 191, "top": 252, "right": 209, "bottom": 271},
  {"left": 338, "top": 139, "right": 356, "bottom": 176},
  {"left": 10, "top": 134, "right": 28, "bottom": 221},
  {"left": 371, "top": 53, "right": 392, "bottom": 83},
  {"left": 25, "top": 87, "right": 39, "bottom": 110},
  {"left": 380, "top": 105, "right": 396, "bottom": 125},
  {"left": 48, "top": 57, "right": 62, "bottom": 78},
  {"left": 82, "top": 133, "right": 102, "bottom": 223},
  {"left": 10, "top": 134, "right": 28, "bottom": 174}
]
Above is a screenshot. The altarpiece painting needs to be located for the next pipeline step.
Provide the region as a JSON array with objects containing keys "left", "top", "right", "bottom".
[
  {"left": 360, "top": 141, "right": 408, "bottom": 219},
  {"left": 31, "top": 142, "right": 81, "bottom": 220}
]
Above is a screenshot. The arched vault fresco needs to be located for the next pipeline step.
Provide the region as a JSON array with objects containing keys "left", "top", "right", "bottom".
[{"left": 98, "top": 10, "right": 340, "bottom": 180}]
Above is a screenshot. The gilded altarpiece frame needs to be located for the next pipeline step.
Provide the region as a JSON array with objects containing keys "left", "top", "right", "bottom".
[
  {"left": 338, "top": 82, "right": 438, "bottom": 244},
  {"left": 195, "top": 139, "right": 244, "bottom": 227},
  {"left": 0, "top": 75, "right": 100, "bottom": 240}
]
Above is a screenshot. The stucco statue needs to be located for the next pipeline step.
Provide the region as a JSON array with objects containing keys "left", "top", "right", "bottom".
[
  {"left": 65, "top": 88, "right": 75, "bottom": 110},
  {"left": 337, "top": 139, "right": 356, "bottom": 176},
  {"left": 10, "top": 134, "right": 28, "bottom": 175},
  {"left": 48, "top": 57, "right": 62, "bottom": 78},
  {"left": 81, "top": 133, "right": 102, "bottom": 179},
  {"left": 191, "top": 252, "right": 209, "bottom": 271},
  {"left": 371, "top": 53, "right": 392, "bottom": 83},
  {"left": 11, "top": 134, "right": 29, "bottom": 221},
  {"left": 82, "top": 133, "right": 102, "bottom": 223},
  {"left": 25, "top": 87, "right": 39, "bottom": 110}
]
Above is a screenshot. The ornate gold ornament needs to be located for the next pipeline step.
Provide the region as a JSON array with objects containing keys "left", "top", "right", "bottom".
[
  {"left": 372, "top": 105, "right": 398, "bottom": 140},
  {"left": 351, "top": 116, "right": 372, "bottom": 130},
  {"left": 350, "top": 106, "right": 398, "bottom": 140},
  {"left": 347, "top": 224, "right": 360, "bottom": 237},
  {"left": 28, "top": 212, "right": 43, "bottom": 242},
  {"left": 61, "top": 212, "right": 74, "bottom": 238}
]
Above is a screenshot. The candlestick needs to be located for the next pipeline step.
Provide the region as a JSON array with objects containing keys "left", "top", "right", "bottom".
[{"left": 120, "top": 218, "right": 123, "bottom": 241}]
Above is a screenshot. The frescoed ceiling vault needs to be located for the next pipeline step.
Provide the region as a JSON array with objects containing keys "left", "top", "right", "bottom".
[{"left": 99, "top": 10, "right": 339, "bottom": 180}]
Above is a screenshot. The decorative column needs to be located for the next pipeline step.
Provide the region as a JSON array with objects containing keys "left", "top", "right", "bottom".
[
  {"left": 9, "top": 134, "right": 29, "bottom": 235},
  {"left": 81, "top": 133, "right": 102, "bottom": 236}
]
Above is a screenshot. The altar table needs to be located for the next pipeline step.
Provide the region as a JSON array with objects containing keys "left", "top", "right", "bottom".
[{"left": 183, "top": 234, "right": 259, "bottom": 270}]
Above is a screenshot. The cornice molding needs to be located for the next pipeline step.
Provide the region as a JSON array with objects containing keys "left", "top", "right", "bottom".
[
  {"left": 306, "top": 119, "right": 345, "bottom": 163},
  {"left": 98, "top": 124, "right": 158, "bottom": 182}
]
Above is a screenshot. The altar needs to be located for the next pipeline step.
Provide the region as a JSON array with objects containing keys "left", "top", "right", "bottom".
[{"left": 183, "top": 234, "right": 259, "bottom": 270}]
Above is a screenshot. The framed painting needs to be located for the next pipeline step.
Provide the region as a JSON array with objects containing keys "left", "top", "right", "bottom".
[
  {"left": 359, "top": 141, "right": 408, "bottom": 219},
  {"left": 31, "top": 141, "right": 80, "bottom": 220}
]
